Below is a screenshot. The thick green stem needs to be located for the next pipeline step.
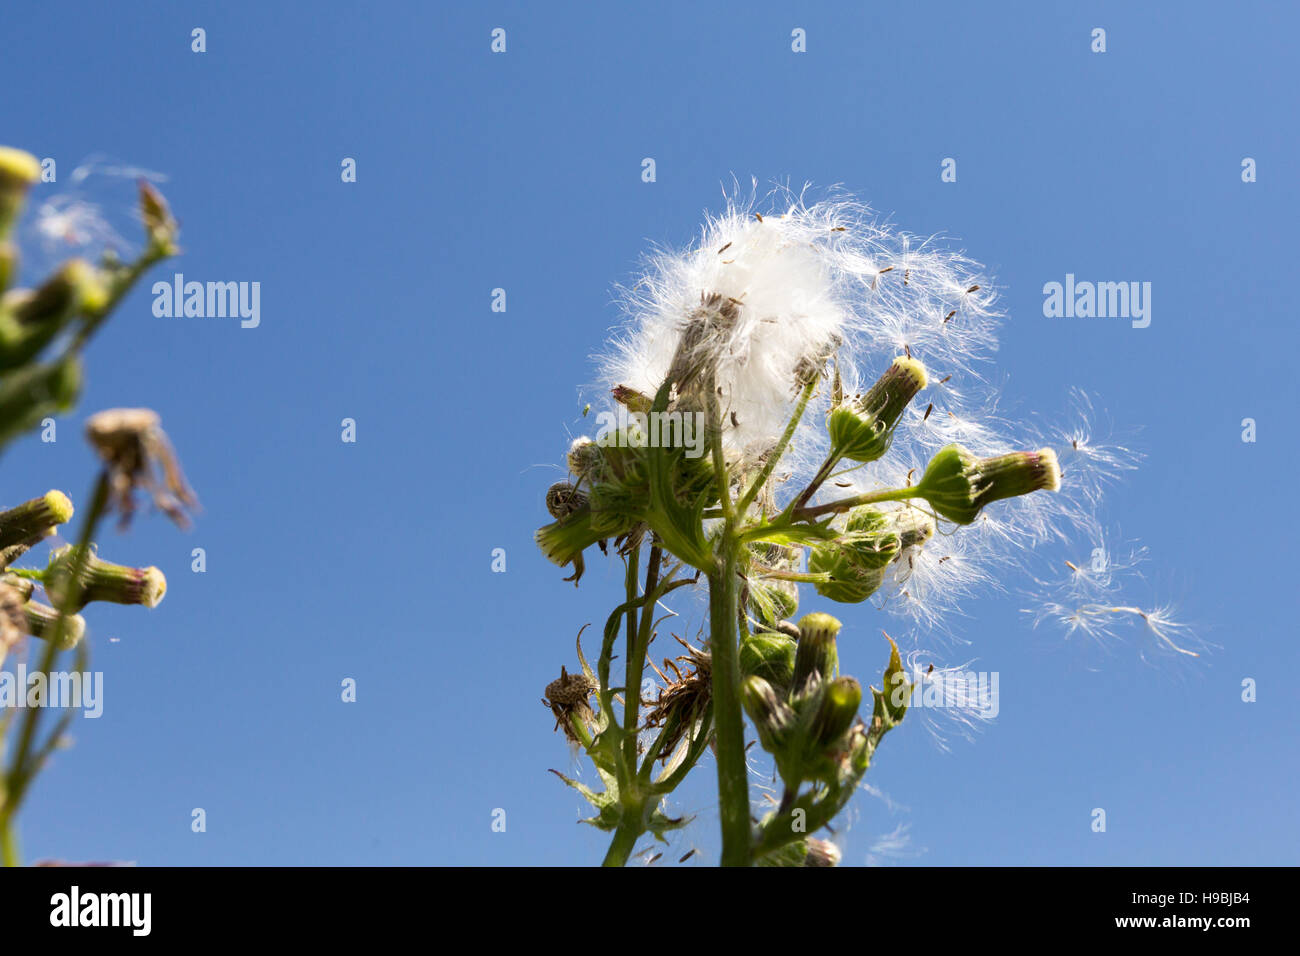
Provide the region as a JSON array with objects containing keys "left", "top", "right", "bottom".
[
  {"left": 602, "top": 819, "right": 642, "bottom": 867},
  {"left": 709, "top": 543, "right": 751, "bottom": 866}
]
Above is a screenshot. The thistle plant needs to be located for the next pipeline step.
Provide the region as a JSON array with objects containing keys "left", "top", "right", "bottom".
[
  {"left": 535, "top": 187, "right": 1178, "bottom": 866},
  {"left": 0, "top": 146, "right": 191, "bottom": 866}
]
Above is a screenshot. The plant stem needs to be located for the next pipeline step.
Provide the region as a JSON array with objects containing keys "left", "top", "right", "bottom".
[
  {"left": 792, "top": 484, "right": 922, "bottom": 521},
  {"left": 709, "top": 541, "right": 751, "bottom": 866},
  {"left": 737, "top": 378, "right": 817, "bottom": 515},
  {"left": 602, "top": 819, "right": 642, "bottom": 867}
]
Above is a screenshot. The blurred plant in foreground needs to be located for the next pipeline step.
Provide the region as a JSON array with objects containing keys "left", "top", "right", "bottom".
[
  {"left": 0, "top": 146, "right": 192, "bottom": 866},
  {"left": 535, "top": 185, "right": 1185, "bottom": 866}
]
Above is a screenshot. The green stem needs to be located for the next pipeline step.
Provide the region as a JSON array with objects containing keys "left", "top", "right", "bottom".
[
  {"left": 736, "top": 378, "right": 817, "bottom": 515},
  {"left": 602, "top": 819, "right": 642, "bottom": 867},
  {"left": 791, "top": 484, "right": 922, "bottom": 522},
  {"left": 623, "top": 546, "right": 661, "bottom": 771},
  {"left": 709, "top": 542, "right": 751, "bottom": 866}
]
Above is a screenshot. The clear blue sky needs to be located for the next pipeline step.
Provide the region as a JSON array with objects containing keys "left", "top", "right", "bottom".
[{"left": 2, "top": 0, "right": 1296, "bottom": 865}]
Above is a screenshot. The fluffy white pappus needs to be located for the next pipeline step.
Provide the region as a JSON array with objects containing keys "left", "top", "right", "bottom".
[
  {"left": 18, "top": 156, "right": 168, "bottom": 282},
  {"left": 1022, "top": 533, "right": 1199, "bottom": 660},
  {"left": 600, "top": 183, "right": 1001, "bottom": 464},
  {"left": 900, "top": 649, "right": 1000, "bottom": 751}
]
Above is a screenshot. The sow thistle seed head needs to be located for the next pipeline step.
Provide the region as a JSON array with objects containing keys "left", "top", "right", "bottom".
[{"left": 543, "top": 666, "right": 597, "bottom": 742}]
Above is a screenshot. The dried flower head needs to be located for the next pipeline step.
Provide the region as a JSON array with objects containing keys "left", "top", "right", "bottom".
[
  {"left": 84, "top": 408, "right": 197, "bottom": 529},
  {"left": 542, "top": 665, "right": 597, "bottom": 742}
]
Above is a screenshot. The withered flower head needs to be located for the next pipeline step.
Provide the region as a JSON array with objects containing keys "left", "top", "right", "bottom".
[
  {"left": 542, "top": 665, "right": 597, "bottom": 742},
  {"left": 84, "top": 408, "right": 197, "bottom": 529},
  {"left": 644, "top": 635, "right": 712, "bottom": 760}
]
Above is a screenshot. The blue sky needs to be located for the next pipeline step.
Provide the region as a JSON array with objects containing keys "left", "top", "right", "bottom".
[{"left": 1, "top": 0, "right": 1296, "bottom": 865}]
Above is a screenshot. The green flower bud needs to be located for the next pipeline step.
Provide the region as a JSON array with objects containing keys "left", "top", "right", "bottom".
[
  {"left": 747, "top": 543, "right": 801, "bottom": 627},
  {"left": 0, "top": 260, "right": 110, "bottom": 369},
  {"left": 0, "top": 147, "right": 41, "bottom": 237},
  {"left": 0, "top": 490, "right": 74, "bottom": 551},
  {"left": 808, "top": 676, "right": 862, "bottom": 750},
  {"left": 807, "top": 507, "right": 934, "bottom": 603},
  {"left": 742, "top": 675, "right": 796, "bottom": 754},
  {"left": 21, "top": 601, "right": 86, "bottom": 650},
  {"left": 740, "top": 631, "right": 797, "bottom": 693},
  {"left": 915, "top": 444, "right": 1061, "bottom": 525},
  {"left": 793, "top": 612, "right": 841, "bottom": 692},
  {"left": 826, "top": 356, "right": 927, "bottom": 463},
  {"left": 43, "top": 544, "right": 167, "bottom": 611}
]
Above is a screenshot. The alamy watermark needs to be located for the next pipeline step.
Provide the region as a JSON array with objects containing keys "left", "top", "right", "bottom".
[
  {"left": 594, "top": 406, "right": 707, "bottom": 458},
  {"left": 152, "top": 273, "right": 260, "bottom": 328},
  {"left": 1043, "top": 274, "right": 1151, "bottom": 329},
  {"left": 0, "top": 666, "right": 103, "bottom": 718},
  {"left": 891, "top": 668, "right": 999, "bottom": 718}
]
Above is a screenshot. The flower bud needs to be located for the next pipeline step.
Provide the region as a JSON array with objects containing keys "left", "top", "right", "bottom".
[
  {"left": 792, "top": 612, "right": 841, "bottom": 692},
  {"left": 747, "top": 543, "right": 801, "bottom": 626},
  {"left": 21, "top": 601, "right": 86, "bottom": 649},
  {"left": 742, "top": 675, "right": 796, "bottom": 753},
  {"left": 0, "top": 147, "right": 41, "bottom": 237},
  {"left": 43, "top": 544, "right": 167, "bottom": 611},
  {"left": 566, "top": 436, "right": 604, "bottom": 482},
  {"left": 740, "top": 631, "right": 797, "bottom": 692},
  {"left": 915, "top": 444, "right": 1061, "bottom": 525},
  {"left": 0, "top": 490, "right": 74, "bottom": 551},
  {"left": 138, "top": 180, "right": 179, "bottom": 254},
  {"left": 808, "top": 676, "right": 862, "bottom": 750},
  {"left": 1, "top": 260, "right": 110, "bottom": 369},
  {"left": 826, "top": 356, "right": 927, "bottom": 463},
  {"left": 807, "top": 507, "right": 934, "bottom": 603}
]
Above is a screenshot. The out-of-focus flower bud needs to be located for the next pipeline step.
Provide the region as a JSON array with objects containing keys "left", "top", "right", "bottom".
[
  {"left": 803, "top": 838, "right": 842, "bottom": 867},
  {"left": 0, "top": 490, "right": 74, "bottom": 552},
  {"left": 21, "top": 600, "right": 86, "bottom": 650},
  {"left": 138, "top": 180, "right": 178, "bottom": 255},
  {"left": 1, "top": 259, "right": 110, "bottom": 369},
  {"left": 915, "top": 444, "right": 1061, "bottom": 525},
  {"left": 0, "top": 147, "right": 41, "bottom": 237},
  {"left": 826, "top": 356, "right": 927, "bottom": 463},
  {"left": 43, "top": 544, "right": 167, "bottom": 611}
]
